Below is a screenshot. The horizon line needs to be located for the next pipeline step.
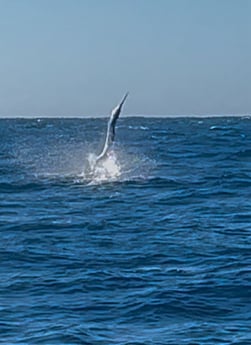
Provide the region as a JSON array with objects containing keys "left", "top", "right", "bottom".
[{"left": 0, "top": 113, "right": 250, "bottom": 119}]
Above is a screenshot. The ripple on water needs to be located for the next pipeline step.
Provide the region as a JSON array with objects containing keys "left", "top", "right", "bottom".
[{"left": 0, "top": 117, "right": 250, "bottom": 344}]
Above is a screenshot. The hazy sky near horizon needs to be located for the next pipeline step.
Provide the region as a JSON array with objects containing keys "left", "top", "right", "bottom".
[{"left": 0, "top": 0, "right": 250, "bottom": 117}]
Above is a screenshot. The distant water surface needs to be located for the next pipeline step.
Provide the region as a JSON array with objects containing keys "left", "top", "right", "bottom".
[{"left": 0, "top": 117, "right": 250, "bottom": 344}]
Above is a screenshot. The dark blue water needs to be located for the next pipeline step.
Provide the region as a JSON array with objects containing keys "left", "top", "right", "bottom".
[{"left": 0, "top": 117, "right": 251, "bottom": 344}]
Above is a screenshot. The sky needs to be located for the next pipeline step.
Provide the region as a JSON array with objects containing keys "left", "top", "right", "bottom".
[{"left": 0, "top": 0, "right": 250, "bottom": 117}]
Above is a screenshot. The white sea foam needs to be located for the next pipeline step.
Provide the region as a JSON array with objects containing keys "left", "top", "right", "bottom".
[
  {"left": 77, "top": 148, "right": 153, "bottom": 185},
  {"left": 79, "top": 150, "right": 122, "bottom": 184}
]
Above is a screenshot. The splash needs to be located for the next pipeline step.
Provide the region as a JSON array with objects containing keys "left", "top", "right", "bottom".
[
  {"left": 81, "top": 150, "right": 122, "bottom": 184},
  {"left": 77, "top": 147, "right": 155, "bottom": 185},
  {"left": 12, "top": 117, "right": 154, "bottom": 185},
  {"left": 16, "top": 137, "right": 153, "bottom": 185}
]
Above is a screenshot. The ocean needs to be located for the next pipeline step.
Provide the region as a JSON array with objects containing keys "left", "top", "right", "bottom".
[{"left": 0, "top": 116, "right": 250, "bottom": 344}]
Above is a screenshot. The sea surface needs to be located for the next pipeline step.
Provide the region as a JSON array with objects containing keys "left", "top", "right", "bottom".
[{"left": 0, "top": 116, "right": 251, "bottom": 344}]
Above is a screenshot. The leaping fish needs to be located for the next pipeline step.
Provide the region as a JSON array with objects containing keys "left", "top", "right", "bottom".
[{"left": 95, "top": 92, "right": 129, "bottom": 165}]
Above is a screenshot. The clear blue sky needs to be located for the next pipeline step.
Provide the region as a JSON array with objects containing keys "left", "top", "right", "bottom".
[{"left": 0, "top": 0, "right": 250, "bottom": 116}]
